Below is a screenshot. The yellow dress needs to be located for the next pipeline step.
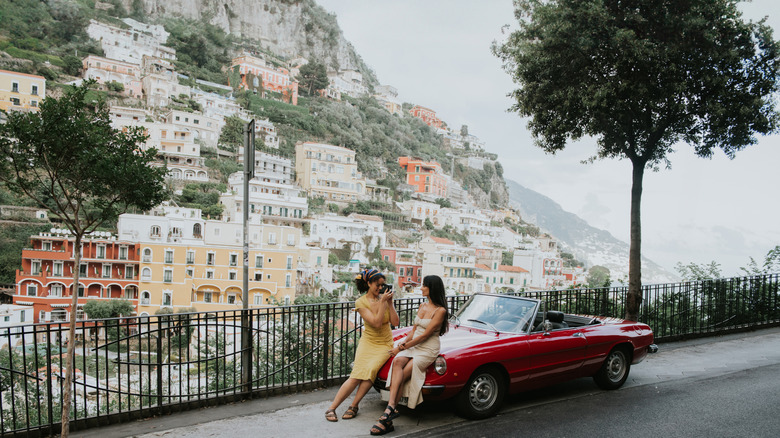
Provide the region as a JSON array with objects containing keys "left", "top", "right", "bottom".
[{"left": 350, "top": 295, "right": 393, "bottom": 381}]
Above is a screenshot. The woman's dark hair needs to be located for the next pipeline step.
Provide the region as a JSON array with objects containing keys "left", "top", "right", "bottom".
[
  {"left": 423, "top": 275, "right": 449, "bottom": 336},
  {"left": 355, "top": 269, "right": 386, "bottom": 293}
]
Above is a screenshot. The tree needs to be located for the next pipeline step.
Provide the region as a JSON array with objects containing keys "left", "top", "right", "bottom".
[
  {"left": 218, "top": 115, "right": 246, "bottom": 151},
  {"left": 297, "top": 61, "right": 329, "bottom": 96},
  {"left": 0, "top": 81, "right": 167, "bottom": 436},
  {"left": 494, "top": 0, "right": 780, "bottom": 321},
  {"left": 83, "top": 299, "right": 134, "bottom": 320},
  {"left": 675, "top": 261, "right": 723, "bottom": 281},
  {"left": 501, "top": 251, "right": 514, "bottom": 266},
  {"left": 586, "top": 266, "right": 611, "bottom": 288},
  {"left": 424, "top": 217, "right": 434, "bottom": 230},
  {"left": 740, "top": 245, "right": 780, "bottom": 275}
]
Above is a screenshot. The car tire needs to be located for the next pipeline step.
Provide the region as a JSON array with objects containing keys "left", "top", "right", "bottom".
[
  {"left": 593, "top": 347, "right": 631, "bottom": 390},
  {"left": 456, "top": 366, "right": 506, "bottom": 420}
]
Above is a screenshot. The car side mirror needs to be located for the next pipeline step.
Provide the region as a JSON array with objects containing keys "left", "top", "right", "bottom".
[{"left": 543, "top": 320, "right": 553, "bottom": 333}]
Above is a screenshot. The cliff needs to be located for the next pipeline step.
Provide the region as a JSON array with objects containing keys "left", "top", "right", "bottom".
[{"left": 124, "top": 0, "right": 376, "bottom": 81}]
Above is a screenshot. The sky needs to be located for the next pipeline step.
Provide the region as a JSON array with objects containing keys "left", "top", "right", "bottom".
[{"left": 317, "top": 0, "right": 780, "bottom": 278}]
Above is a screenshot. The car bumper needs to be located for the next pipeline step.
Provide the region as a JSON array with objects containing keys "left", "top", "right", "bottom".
[{"left": 648, "top": 344, "right": 658, "bottom": 354}]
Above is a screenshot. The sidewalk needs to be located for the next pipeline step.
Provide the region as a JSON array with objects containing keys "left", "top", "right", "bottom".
[{"left": 74, "top": 327, "right": 780, "bottom": 438}]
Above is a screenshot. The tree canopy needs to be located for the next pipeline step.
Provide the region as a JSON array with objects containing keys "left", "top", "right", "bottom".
[
  {"left": 0, "top": 81, "right": 168, "bottom": 435},
  {"left": 494, "top": 0, "right": 780, "bottom": 320},
  {"left": 297, "top": 60, "right": 329, "bottom": 96}
]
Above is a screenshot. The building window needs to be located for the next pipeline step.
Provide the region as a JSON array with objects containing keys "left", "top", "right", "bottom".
[
  {"left": 227, "top": 294, "right": 236, "bottom": 304},
  {"left": 255, "top": 255, "right": 264, "bottom": 268},
  {"left": 268, "top": 233, "right": 276, "bottom": 245},
  {"left": 207, "top": 252, "right": 215, "bottom": 266},
  {"left": 143, "top": 248, "right": 152, "bottom": 262},
  {"left": 125, "top": 265, "right": 134, "bottom": 279},
  {"left": 31, "top": 85, "right": 38, "bottom": 95},
  {"left": 119, "top": 246, "right": 128, "bottom": 260},
  {"left": 253, "top": 294, "right": 261, "bottom": 305},
  {"left": 50, "top": 284, "right": 62, "bottom": 297},
  {"left": 204, "top": 292, "right": 212, "bottom": 303},
  {"left": 229, "top": 253, "right": 238, "bottom": 267},
  {"left": 193, "top": 223, "right": 202, "bottom": 238},
  {"left": 186, "top": 267, "right": 193, "bottom": 277},
  {"left": 206, "top": 270, "right": 214, "bottom": 279},
  {"left": 31, "top": 260, "right": 41, "bottom": 276},
  {"left": 285, "top": 274, "right": 291, "bottom": 288},
  {"left": 141, "top": 291, "right": 151, "bottom": 305},
  {"left": 186, "top": 250, "right": 195, "bottom": 264},
  {"left": 11, "top": 82, "right": 19, "bottom": 93},
  {"left": 163, "top": 291, "right": 172, "bottom": 306},
  {"left": 141, "top": 267, "right": 152, "bottom": 281},
  {"left": 10, "top": 97, "right": 20, "bottom": 106},
  {"left": 165, "top": 250, "right": 174, "bottom": 264},
  {"left": 79, "top": 264, "right": 87, "bottom": 277},
  {"left": 27, "top": 284, "right": 37, "bottom": 296},
  {"left": 287, "top": 234, "right": 295, "bottom": 246},
  {"left": 399, "top": 267, "right": 405, "bottom": 276},
  {"left": 97, "top": 245, "right": 106, "bottom": 259},
  {"left": 78, "top": 285, "right": 85, "bottom": 297},
  {"left": 163, "top": 269, "right": 173, "bottom": 283},
  {"left": 150, "top": 225, "right": 161, "bottom": 237},
  {"left": 284, "top": 296, "right": 291, "bottom": 305},
  {"left": 103, "top": 264, "right": 111, "bottom": 278},
  {"left": 286, "top": 256, "right": 292, "bottom": 270},
  {"left": 42, "top": 241, "right": 52, "bottom": 251},
  {"left": 229, "top": 271, "right": 237, "bottom": 280},
  {"left": 51, "top": 309, "right": 67, "bottom": 322}
]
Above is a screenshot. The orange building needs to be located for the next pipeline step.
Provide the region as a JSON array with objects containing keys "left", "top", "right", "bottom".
[
  {"left": 409, "top": 105, "right": 443, "bottom": 129},
  {"left": 398, "top": 157, "right": 448, "bottom": 197},
  {"left": 230, "top": 54, "right": 299, "bottom": 105},
  {"left": 14, "top": 232, "right": 140, "bottom": 323}
]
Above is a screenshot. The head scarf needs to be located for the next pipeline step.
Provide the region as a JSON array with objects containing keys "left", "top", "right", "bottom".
[{"left": 357, "top": 268, "right": 381, "bottom": 283}]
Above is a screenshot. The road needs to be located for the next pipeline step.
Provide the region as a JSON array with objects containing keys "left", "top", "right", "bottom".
[
  {"left": 74, "top": 327, "right": 780, "bottom": 438},
  {"left": 407, "top": 363, "right": 780, "bottom": 438}
]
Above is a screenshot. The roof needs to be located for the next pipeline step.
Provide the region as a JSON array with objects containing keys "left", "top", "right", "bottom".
[
  {"left": 475, "top": 263, "right": 491, "bottom": 271},
  {"left": 499, "top": 265, "right": 529, "bottom": 273},
  {"left": 349, "top": 213, "right": 383, "bottom": 222},
  {"left": 430, "top": 237, "right": 455, "bottom": 245}
]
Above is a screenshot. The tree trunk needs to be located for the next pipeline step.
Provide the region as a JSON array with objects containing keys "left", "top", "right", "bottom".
[
  {"left": 61, "top": 233, "right": 82, "bottom": 437},
  {"left": 625, "top": 159, "right": 644, "bottom": 321}
]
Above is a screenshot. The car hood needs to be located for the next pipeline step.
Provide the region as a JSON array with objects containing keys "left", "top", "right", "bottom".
[{"left": 438, "top": 324, "right": 504, "bottom": 355}]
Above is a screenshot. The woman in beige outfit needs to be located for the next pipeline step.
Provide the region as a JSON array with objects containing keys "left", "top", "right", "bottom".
[{"left": 370, "top": 275, "right": 449, "bottom": 436}]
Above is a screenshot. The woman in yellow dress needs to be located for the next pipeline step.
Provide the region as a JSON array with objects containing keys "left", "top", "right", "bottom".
[
  {"left": 370, "top": 275, "right": 448, "bottom": 436},
  {"left": 325, "top": 268, "right": 399, "bottom": 423}
]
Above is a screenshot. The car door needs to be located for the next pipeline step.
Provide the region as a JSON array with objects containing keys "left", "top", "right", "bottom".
[{"left": 525, "top": 326, "right": 587, "bottom": 385}]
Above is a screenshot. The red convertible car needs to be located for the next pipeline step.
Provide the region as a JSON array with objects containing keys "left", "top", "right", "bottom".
[{"left": 374, "top": 293, "right": 657, "bottom": 419}]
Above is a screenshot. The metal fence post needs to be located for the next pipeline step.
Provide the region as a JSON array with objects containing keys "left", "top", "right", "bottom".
[
  {"left": 156, "top": 330, "right": 163, "bottom": 410},
  {"left": 322, "top": 305, "right": 330, "bottom": 381},
  {"left": 241, "top": 309, "right": 252, "bottom": 394},
  {"left": 46, "top": 323, "right": 54, "bottom": 430}
]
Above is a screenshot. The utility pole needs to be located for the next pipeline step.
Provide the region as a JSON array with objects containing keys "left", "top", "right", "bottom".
[{"left": 241, "top": 119, "right": 255, "bottom": 394}]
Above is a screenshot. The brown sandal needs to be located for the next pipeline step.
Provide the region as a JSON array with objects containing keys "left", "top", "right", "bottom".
[
  {"left": 325, "top": 408, "right": 338, "bottom": 422},
  {"left": 342, "top": 405, "right": 359, "bottom": 420}
]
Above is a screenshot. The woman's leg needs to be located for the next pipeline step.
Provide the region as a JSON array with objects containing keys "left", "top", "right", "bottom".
[
  {"left": 350, "top": 379, "right": 375, "bottom": 407},
  {"left": 389, "top": 358, "right": 414, "bottom": 407},
  {"left": 329, "top": 377, "right": 360, "bottom": 410},
  {"left": 387, "top": 356, "right": 410, "bottom": 407}
]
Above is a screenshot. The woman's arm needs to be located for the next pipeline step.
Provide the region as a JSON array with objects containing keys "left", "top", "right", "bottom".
[{"left": 357, "top": 302, "right": 385, "bottom": 329}]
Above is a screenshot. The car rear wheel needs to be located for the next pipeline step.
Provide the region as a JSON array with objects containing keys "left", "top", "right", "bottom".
[
  {"left": 593, "top": 347, "right": 630, "bottom": 390},
  {"left": 456, "top": 366, "right": 506, "bottom": 420}
]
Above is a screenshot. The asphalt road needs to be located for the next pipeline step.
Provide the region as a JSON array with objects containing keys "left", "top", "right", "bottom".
[{"left": 406, "top": 363, "right": 780, "bottom": 438}]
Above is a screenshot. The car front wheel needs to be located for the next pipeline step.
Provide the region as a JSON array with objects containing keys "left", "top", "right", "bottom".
[
  {"left": 456, "top": 366, "right": 506, "bottom": 420},
  {"left": 593, "top": 347, "right": 630, "bottom": 390}
]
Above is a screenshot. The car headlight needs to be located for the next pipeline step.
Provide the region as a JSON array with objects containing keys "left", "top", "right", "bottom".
[{"left": 434, "top": 355, "right": 447, "bottom": 375}]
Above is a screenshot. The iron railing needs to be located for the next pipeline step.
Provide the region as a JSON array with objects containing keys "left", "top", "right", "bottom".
[{"left": 1, "top": 273, "right": 778, "bottom": 436}]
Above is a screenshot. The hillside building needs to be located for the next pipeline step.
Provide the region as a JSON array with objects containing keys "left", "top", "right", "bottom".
[
  {"left": 86, "top": 19, "right": 175, "bottom": 65},
  {"left": 409, "top": 105, "right": 443, "bottom": 129},
  {"left": 0, "top": 305, "right": 35, "bottom": 349},
  {"left": 163, "top": 109, "right": 223, "bottom": 148},
  {"left": 398, "top": 157, "right": 448, "bottom": 198},
  {"left": 374, "top": 85, "right": 402, "bottom": 115},
  {"left": 327, "top": 69, "right": 368, "bottom": 99},
  {"left": 230, "top": 54, "right": 298, "bottom": 105},
  {"left": 220, "top": 171, "right": 307, "bottom": 226},
  {"left": 0, "top": 69, "right": 45, "bottom": 114},
  {"left": 81, "top": 55, "right": 142, "bottom": 99},
  {"left": 295, "top": 142, "right": 366, "bottom": 205},
  {"left": 141, "top": 56, "right": 191, "bottom": 108},
  {"left": 14, "top": 231, "right": 141, "bottom": 323},
  {"left": 308, "top": 213, "right": 386, "bottom": 264}
]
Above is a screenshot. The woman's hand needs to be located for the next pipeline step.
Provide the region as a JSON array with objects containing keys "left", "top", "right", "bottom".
[
  {"left": 389, "top": 345, "right": 401, "bottom": 356},
  {"left": 380, "top": 290, "right": 394, "bottom": 304}
]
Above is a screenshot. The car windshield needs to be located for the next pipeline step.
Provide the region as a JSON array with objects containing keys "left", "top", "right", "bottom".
[{"left": 453, "top": 294, "right": 538, "bottom": 333}]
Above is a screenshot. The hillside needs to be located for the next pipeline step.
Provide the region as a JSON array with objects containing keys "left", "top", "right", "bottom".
[{"left": 505, "top": 179, "right": 679, "bottom": 284}]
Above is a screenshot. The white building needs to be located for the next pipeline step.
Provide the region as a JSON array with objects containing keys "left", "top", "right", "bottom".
[
  {"left": 164, "top": 109, "right": 223, "bottom": 148},
  {"left": 418, "top": 237, "right": 478, "bottom": 295},
  {"left": 86, "top": 19, "right": 175, "bottom": 65},
  {"left": 81, "top": 55, "right": 142, "bottom": 99},
  {"left": 0, "top": 304, "right": 35, "bottom": 350},
  {"left": 308, "top": 213, "right": 386, "bottom": 264},
  {"left": 141, "top": 56, "right": 191, "bottom": 108},
  {"left": 220, "top": 171, "right": 307, "bottom": 226},
  {"left": 374, "top": 84, "right": 402, "bottom": 115},
  {"left": 327, "top": 69, "right": 368, "bottom": 98},
  {"left": 191, "top": 89, "right": 249, "bottom": 121},
  {"left": 399, "top": 199, "right": 443, "bottom": 226},
  {"left": 513, "top": 235, "right": 565, "bottom": 289}
]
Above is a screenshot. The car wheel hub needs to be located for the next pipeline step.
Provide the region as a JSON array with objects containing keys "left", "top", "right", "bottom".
[
  {"left": 469, "top": 374, "right": 497, "bottom": 410},
  {"left": 606, "top": 352, "right": 626, "bottom": 382}
]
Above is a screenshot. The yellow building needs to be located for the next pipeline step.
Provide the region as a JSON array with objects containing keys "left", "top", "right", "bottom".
[
  {"left": 0, "top": 69, "right": 45, "bottom": 113},
  {"left": 294, "top": 141, "right": 366, "bottom": 205},
  {"left": 119, "top": 207, "right": 301, "bottom": 316}
]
